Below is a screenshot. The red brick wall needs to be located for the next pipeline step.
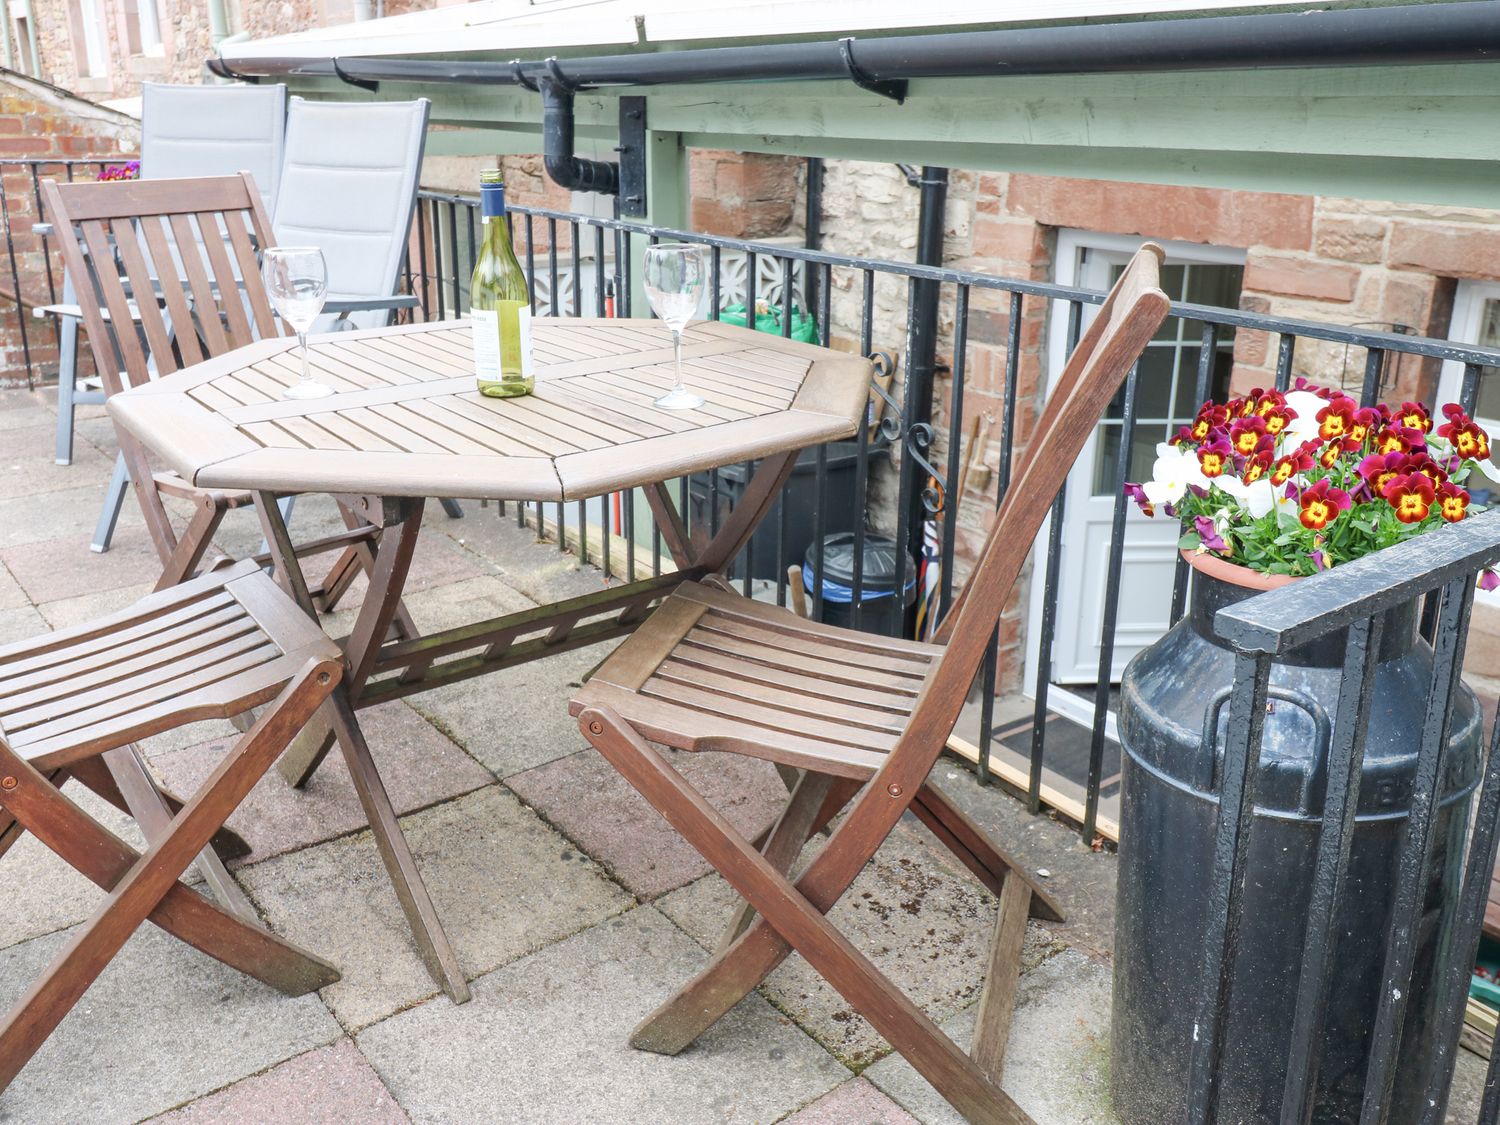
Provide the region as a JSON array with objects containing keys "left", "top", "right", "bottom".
[{"left": 0, "top": 73, "right": 138, "bottom": 384}]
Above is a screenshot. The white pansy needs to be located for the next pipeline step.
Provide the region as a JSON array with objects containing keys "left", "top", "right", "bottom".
[
  {"left": 1218, "top": 475, "right": 1297, "bottom": 520},
  {"left": 1282, "top": 390, "right": 1327, "bottom": 448},
  {"left": 1473, "top": 458, "right": 1500, "bottom": 485},
  {"left": 1142, "top": 442, "right": 1209, "bottom": 506}
]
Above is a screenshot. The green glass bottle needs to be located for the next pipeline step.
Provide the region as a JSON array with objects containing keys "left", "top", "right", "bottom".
[{"left": 470, "top": 170, "right": 534, "bottom": 397}]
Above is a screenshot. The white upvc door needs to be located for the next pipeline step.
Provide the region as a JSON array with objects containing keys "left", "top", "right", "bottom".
[
  {"left": 1025, "top": 232, "right": 1245, "bottom": 706},
  {"left": 1438, "top": 279, "right": 1500, "bottom": 609}
]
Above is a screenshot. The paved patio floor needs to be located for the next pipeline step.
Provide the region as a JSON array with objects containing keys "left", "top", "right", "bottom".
[{"left": 0, "top": 384, "right": 1484, "bottom": 1123}]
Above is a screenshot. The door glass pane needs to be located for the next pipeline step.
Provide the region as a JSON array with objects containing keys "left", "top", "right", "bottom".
[
  {"left": 1474, "top": 298, "right": 1500, "bottom": 423},
  {"left": 1091, "top": 257, "right": 1244, "bottom": 496}
]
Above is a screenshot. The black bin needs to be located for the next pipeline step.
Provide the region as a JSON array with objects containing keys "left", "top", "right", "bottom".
[
  {"left": 803, "top": 531, "right": 916, "bottom": 637},
  {"left": 688, "top": 442, "right": 886, "bottom": 581}
]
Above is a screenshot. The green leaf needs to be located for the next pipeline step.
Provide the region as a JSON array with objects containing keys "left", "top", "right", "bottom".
[{"left": 1178, "top": 532, "right": 1201, "bottom": 550}]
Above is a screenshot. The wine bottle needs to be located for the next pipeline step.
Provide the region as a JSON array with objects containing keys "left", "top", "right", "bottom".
[{"left": 470, "top": 170, "right": 534, "bottom": 397}]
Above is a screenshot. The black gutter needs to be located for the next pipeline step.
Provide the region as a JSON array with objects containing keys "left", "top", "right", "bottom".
[
  {"left": 212, "top": 2, "right": 1500, "bottom": 88},
  {"left": 539, "top": 78, "right": 619, "bottom": 196}
]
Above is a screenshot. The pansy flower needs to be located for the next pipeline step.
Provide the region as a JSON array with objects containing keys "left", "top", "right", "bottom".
[
  {"left": 1382, "top": 472, "right": 1436, "bottom": 524},
  {"left": 1400, "top": 452, "right": 1446, "bottom": 486},
  {"left": 1346, "top": 407, "right": 1379, "bottom": 447},
  {"left": 1373, "top": 427, "right": 1415, "bottom": 456},
  {"left": 1188, "top": 403, "right": 1229, "bottom": 442},
  {"left": 1437, "top": 481, "right": 1470, "bottom": 523},
  {"left": 1271, "top": 442, "right": 1316, "bottom": 487},
  {"left": 1317, "top": 441, "right": 1344, "bottom": 470},
  {"left": 1292, "top": 377, "right": 1336, "bottom": 399},
  {"left": 1316, "top": 396, "right": 1359, "bottom": 442},
  {"left": 1396, "top": 402, "right": 1433, "bottom": 434},
  {"left": 1193, "top": 514, "right": 1229, "bottom": 554},
  {"left": 1358, "top": 451, "right": 1405, "bottom": 497},
  {"left": 1123, "top": 481, "right": 1155, "bottom": 517},
  {"left": 1298, "top": 478, "right": 1352, "bottom": 531},
  {"left": 1228, "top": 415, "right": 1268, "bottom": 457},
  {"left": 1254, "top": 390, "right": 1287, "bottom": 418},
  {"left": 1197, "top": 436, "right": 1233, "bottom": 479},
  {"left": 1262, "top": 408, "right": 1293, "bottom": 437},
  {"left": 1241, "top": 447, "right": 1273, "bottom": 484},
  {"left": 1437, "top": 404, "right": 1491, "bottom": 460}
]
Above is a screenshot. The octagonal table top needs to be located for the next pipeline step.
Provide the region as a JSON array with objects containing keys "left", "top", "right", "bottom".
[{"left": 108, "top": 317, "right": 873, "bottom": 502}]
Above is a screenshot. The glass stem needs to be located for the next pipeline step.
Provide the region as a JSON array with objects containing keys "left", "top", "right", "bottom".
[
  {"left": 672, "top": 329, "right": 685, "bottom": 392},
  {"left": 298, "top": 333, "right": 310, "bottom": 385}
]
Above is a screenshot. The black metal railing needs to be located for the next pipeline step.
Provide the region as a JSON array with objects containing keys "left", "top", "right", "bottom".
[
  {"left": 7, "top": 161, "right": 1500, "bottom": 1121},
  {"left": 1193, "top": 509, "right": 1500, "bottom": 1125}
]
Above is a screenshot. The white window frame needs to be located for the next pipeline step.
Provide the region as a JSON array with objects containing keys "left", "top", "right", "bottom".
[
  {"left": 78, "top": 0, "right": 109, "bottom": 77},
  {"left": 1438, "top": 278, "right": 1500, "bottom": 607}
]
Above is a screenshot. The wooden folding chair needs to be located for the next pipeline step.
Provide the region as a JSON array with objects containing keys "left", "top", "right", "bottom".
[
  {"left": 0, "top": 559, "right": 344, "bottom": 1092},
  {"left": 571, "top": 244, "right": 1169, "bottom": 1124},
  {"left": 38, "top": 174, "right": 390, "bottom": 606}
]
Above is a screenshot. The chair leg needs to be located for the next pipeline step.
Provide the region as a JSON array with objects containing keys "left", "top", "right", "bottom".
[
  {"left": 439, "top": 498, "right": 464, "bottom": 519},
  {"left": 0, "top": 661, "right": 341, "bottom": 1090},
  {"left": 90, "top": 452, "right": 129, "bottom": 554},
  {"left": 101, "top": 745, "right": 257, "bottom": 921},
  {"left": 325, "top": 691, "right": 470, "bottom": 1005},
  {"left": 153, "top": 493, "right": 229, "bottom": 591},
  {"left": 580, "top": 706, "right": 1032, "bottom": 1125},
  {"left": 54, "top": 314, "right": 78, "bottom": 466},
  {"left": 970, "top": 875, "right": 1032, "bottom": 1086},
  {"left": 67, "top": 756, "right": 253, "bottom": 862}
]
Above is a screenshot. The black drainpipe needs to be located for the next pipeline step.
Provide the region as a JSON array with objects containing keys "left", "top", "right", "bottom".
[
  {"left": 903, "top": 166, "right": 948, "bottom": 603},
  {"left": 538, "top": 74, "right": 620, "bottom": 196},
  {"left": 803, "top": 157, "right": 823, "bottom": 321}
]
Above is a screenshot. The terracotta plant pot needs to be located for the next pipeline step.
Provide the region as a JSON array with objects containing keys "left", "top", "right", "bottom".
[{"left": 1178, "top": 547, "right": 1299, "bottom": 591}]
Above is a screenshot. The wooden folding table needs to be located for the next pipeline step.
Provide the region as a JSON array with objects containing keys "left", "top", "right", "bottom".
[{"left": 108, "top": 316, "right": 873, "bottom": 1004}]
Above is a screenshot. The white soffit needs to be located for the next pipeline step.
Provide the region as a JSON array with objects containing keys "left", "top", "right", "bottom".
[{"left": 220, "top": 0, "right": 1418, "bottom": 63}]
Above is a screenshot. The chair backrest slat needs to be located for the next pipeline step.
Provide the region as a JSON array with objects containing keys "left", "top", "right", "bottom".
[
  {"left": 42, "top": 175, "right": 286, "bottom": 397},
  {"left": 137, "top": 214, "right": 204, "bottom": 367},
  {"left": 916, "top": 245, "right": 1170, "bottom": 750},
  {"left": 159, "top": 212, "right": 230, "bottom": 354}
]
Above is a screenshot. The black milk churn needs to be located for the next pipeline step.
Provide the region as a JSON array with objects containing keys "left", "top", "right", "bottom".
[{"left": 1113, "top": 563, "right": 1482, "bottom": 1124}]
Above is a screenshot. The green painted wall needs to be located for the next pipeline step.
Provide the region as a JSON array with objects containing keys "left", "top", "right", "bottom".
[{"left": 284, "top": 60, "right": 1500, "bottom": 207}]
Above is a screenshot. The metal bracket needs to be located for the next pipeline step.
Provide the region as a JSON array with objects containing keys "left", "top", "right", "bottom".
[
  {"left": 332, "top": 59, "right": 379, "bottom": 93},
  {"left": 509, "top": 58, "right": 540, "bottom": 92},
  {"left": 616, "top": 96, "right": 648, "bottom": 218},
  {"left": 838, "top": 37, "right": 907, "bottom": 104}
]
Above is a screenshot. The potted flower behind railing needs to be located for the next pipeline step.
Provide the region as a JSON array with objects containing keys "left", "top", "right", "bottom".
[{"left": 1111, "top": 384, "right": 1490, "bottom": 1125}]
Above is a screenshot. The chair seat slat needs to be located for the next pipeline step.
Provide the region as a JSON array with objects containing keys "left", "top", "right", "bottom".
[{"left": 653, "top": 660, "right": 910, "bottom": 731}]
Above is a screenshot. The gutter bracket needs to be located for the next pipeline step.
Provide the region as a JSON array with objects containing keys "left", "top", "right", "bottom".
[
  {"left": 510, "top": 58, "right": 540, "bottom": 92},
  {"left": 838, "top": 37, "right": 906, "bottom": 104},
  {"left": 206, "top": 56, "right": 259, "bottom": 83},
  {"left": 616, "top": 96, "right": 647, "bottom": 217},
  {"left": 332, "top": 59, "right": 379, "bottom": 92}
]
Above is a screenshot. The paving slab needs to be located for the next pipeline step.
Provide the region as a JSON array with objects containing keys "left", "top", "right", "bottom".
[
  {"left": 657, "top": 821, "right": 1064, "bottom": 1070},
  {"left": 927, "top": 759, "right": 1119, "bottom": 961},
  {"left": 779, "top": 1077, "right": 920, "bottom": 1123},
  {"left": 431, "top": 504, "right": 612, "bottom": 604},
  {"left": 508, "top": 746, "right": 787, "bottom": 899},
  {"left": 239, "top": 785, "right": 633, "bottom": 1030},
  {"left": 0, "top": 923, "right": 341, "bottom": 1125},
  {"left": 408, "top": 634, "right": 613, "bottom": 779},
  {"left": 0, "top": 421, "right": 113, "bottom": 499},
  {"left": 0, "top": 779, "right": 145, "bottom": 950},
  {"left": 0, "top": 399, "right": 57, "bottom": 432},
  {"left": 863, "top": 949, "right": 1116, "bottom": 1125},
  {"left": 36, "top": 580, "right": 155, "bottom": 630},
  {"left": 357, "top": 906, "right": 850, "bottom": 1124},
  {"left": 0, "top": 602, "right": 47, "bottom": 643},
  {"left": 0, "top": 559, "right": 28, "bottom": 610},
  {"left": 1, "top": 524, "right": 166, "bottom": 603},
  {"left": 0, "top": 483, "right": 142, "bottom": 550},
  {"left": 143, "top": 1038, "right": 409, "bottom": 1125},
  {"left": 145, "top": 700, "right": 496, "bottom": 866}
]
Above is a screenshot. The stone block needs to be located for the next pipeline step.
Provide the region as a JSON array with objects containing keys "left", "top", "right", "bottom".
[
  {"left": 1313, "top": 216, "right": 1388, "bottom": 264},
  {"left": 1243, "top": 253, "right": 1361, "bottom": 303},
  {"left": 355, "top": 906, "right": 849, "bottom": 1124},
  {"left": 239, "top": 786, "right": 632, "bottom": 1029},
  {"left": 1388, "top": 221, "right": 1500, "bottom": 280},
  {"left": 1, "top": 523, "right": 164, "bottom": 604},
  {"left": 0, "top": 483, "right": 142, "bottom": 550},
  {"left": 782, "top": 1077, "right": 920, "bottom": 1123}
]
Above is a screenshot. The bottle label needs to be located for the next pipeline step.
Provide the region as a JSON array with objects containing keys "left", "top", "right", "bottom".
[{"left": 471, "top": 302, "right": 534, "bottom": 383}]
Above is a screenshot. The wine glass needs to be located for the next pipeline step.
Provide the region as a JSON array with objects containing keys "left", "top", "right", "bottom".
[
  {"left": 262, "top": 247, "right": 332, "bottom": 400},
  {"left": 643, "top": 244, "right": 708, "bottom": 410}
]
